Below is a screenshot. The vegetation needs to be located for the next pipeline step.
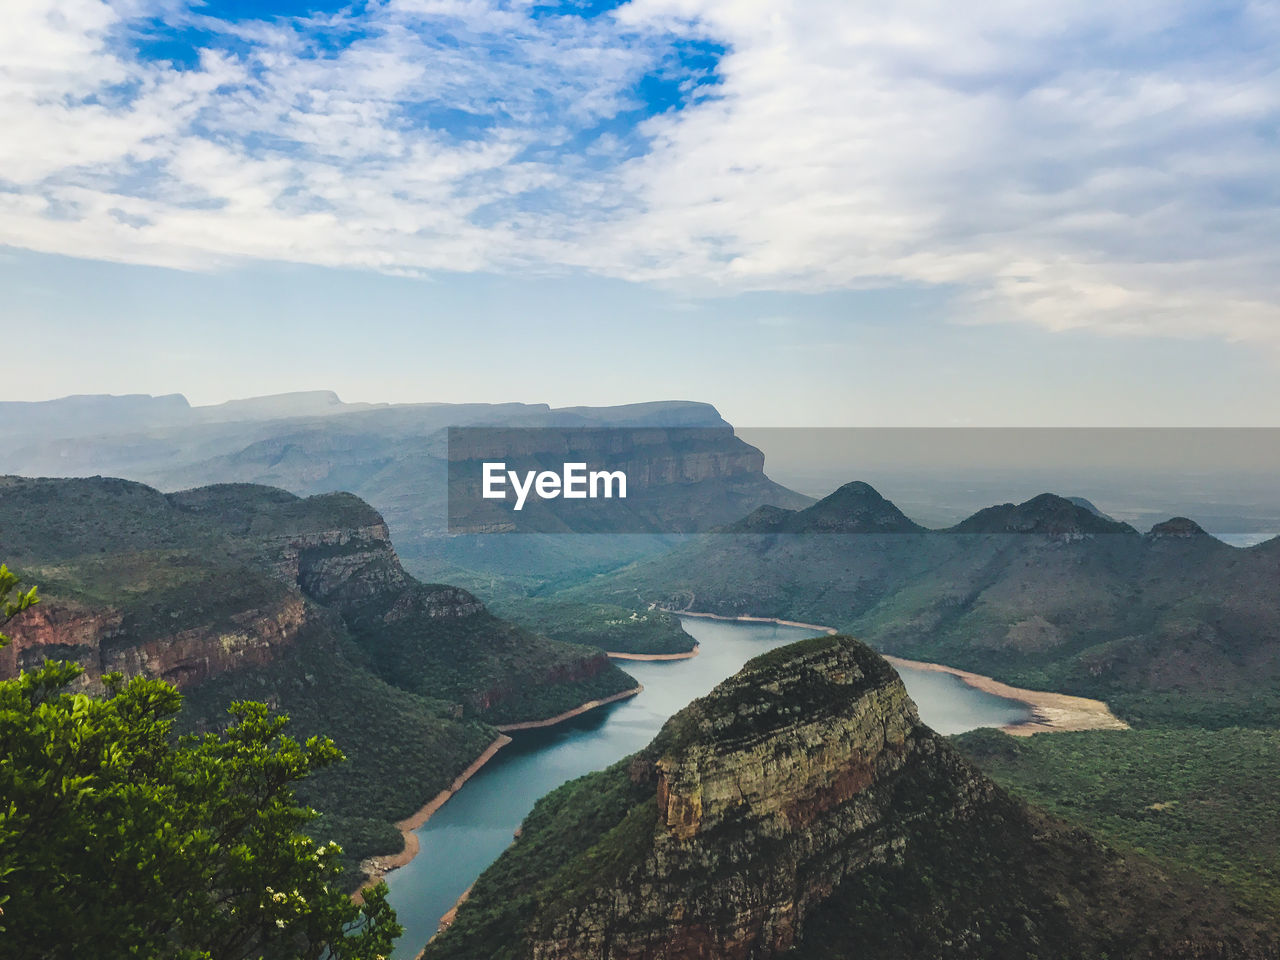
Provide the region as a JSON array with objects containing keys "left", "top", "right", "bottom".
[
  {"left": 0, "top": 562, "right": 39, "bottom": 647},
  {"left": 957, "top": 727, "right": 1280, "bottom": 915},
  {"left": 427, "top": 760, "right": 652, "bottom": 959},
  {"left": 560, "top": 487, "right": 1280, "bottom": 730},
  {"left": 354, "top": 610, "right": 638, "bottom": 724},
  {"left": 487, "top": 598, "right": 696, "bottom": 656},
  {"left": 0, "top": 476, "right": 643, "bottom": 885},
  {"left": 0, "top": 652, "right": 401, "bottom": 959},
  {"left": 789, "top": 775, "right": 1268, "bottom": 960},
  {"left": 174, "top": 632, "right": 498, "bottom": 887}
]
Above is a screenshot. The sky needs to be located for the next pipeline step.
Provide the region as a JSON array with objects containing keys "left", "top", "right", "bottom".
[{"left": 2, "top": 0, "right": 1279, "bottom": 425}]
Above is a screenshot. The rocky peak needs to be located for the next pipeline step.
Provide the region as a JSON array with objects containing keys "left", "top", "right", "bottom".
[
  {"left": 428, "top": 636, "right": 991, "bottom": 959},
  {"left": 762, "top": 480, "right": 923, "bottom": 533},
  {"left": 430, "top": 636, "right": 1277, "bottom": 960},
  {"left": 643, "top": 636, "right": 916, "bottom": 840},
  {"left": 950, "top": 492, "right": 1137, "bottom": 538},
  {"left": 1147, "top": 516, "right": 1208, "bottom": 539}
]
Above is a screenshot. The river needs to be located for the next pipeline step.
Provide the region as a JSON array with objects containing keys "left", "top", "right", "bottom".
[{"left": 385, "top": 616, "right": 1030, "bottom": 956}]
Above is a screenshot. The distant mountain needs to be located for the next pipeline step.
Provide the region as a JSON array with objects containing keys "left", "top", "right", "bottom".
[
  {"left": 1067, "top": 495, "right": 1117, "bottom": 520},
  {"left": 722, "top": 480, "right": 924, "bottom": 533},
  {"left": 0, "top": 394, "right": 810, "bottom": 588},
  {"left": 0, "top": 475, "right": 638, "bottom": 883},
  {"left": 565, "top": 482, "right": 1280, "bottom": 727},
  {"left": 947, "top": 492, "right": 1136, "bottom": 536},
  {"left": 427, "top": 636, "right": 1275, "bottom": 960},
  {"left": 0, "top": 393, "right": 194, "bottom": 439},
  {"left": 0, "top": 390, "right": 382, "bottom": 441}
]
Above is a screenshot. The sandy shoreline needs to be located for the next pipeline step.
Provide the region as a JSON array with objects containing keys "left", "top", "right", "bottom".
[
  {"left": 357, "top": 685, "right": 648, "bottom": 895},
  {"left": 671, "top": 608, "right": 1126, "bottom": 736},
  {"left": 437, "top": 883, "right": 473, "bottom": 932},
  {"left": 663, "top": 608, "right": 838, "bottom": 635},
  {"left": 881, "top": 655, "right": 1129, "bottom": 736},
  {"left": 607, "top": 648, "right": 699, "bottom": 661},
  {"left": 494, "top": 685, "right": 643, "bottom": 731},
  {"left": 356, "top": 734, "right": 513, "bottom": 898}
]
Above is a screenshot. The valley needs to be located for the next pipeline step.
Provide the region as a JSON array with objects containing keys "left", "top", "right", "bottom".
[{"left": 2, "top": 395, "right": 1278, "bottom": 959}]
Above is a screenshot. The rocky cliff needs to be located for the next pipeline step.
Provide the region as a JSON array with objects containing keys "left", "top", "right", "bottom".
[
  {"left": 0, "top": 475, "right": 641, "bottom": 885},
  {"left": 427, "top": 636, "right": 1278, "bottom": 960},
  {"left": 0, "top": 477, "right": 631, "bottom": 721}
]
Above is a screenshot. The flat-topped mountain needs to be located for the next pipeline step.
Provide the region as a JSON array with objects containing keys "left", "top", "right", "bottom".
[
  {"left": 427, "top": 637, "right": 1276, "bottom": 959},
  {"left": 0, "top": 475, "right": 638, "bottom": 883},
  {"left": 0, "top": 394, "right": 810, "bottom": 586},
  {"left": 568, "top": 481, "right": 1280, "bottom": 727}
]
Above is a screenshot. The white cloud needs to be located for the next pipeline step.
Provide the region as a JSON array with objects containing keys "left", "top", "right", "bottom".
[{"left": 1, "top": 0, "right": 1278, "bottom": 342}]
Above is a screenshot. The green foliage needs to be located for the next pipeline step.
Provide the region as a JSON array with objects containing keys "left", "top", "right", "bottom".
[
  {"left": 0, "top": 659, "right": 402, "bottom": 960},
  {"left": 175, "top": 633, "right": 497, "bottom": 883},
  {"left": 427, "top": 760, "right": 652, "bottom": 960},
  {"left": 0, "top": 563, "right": 39, "bottom": 648},
  {"left": 0, "top": 476, "right": 642, "bottom": 888},
  {"left": 356, "top": 610, "right": 638, "bottom": 724},
  {"left": 957, "top": 727, "right": 1280, "bottom": 915},
  {"left": 486, "top": 598, "right": 696, "bottom": 656}
]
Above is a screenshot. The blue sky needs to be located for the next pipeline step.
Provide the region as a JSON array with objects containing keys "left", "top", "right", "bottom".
[{"left": 2, "top": 0, "right": 1279, "bottom": 424}]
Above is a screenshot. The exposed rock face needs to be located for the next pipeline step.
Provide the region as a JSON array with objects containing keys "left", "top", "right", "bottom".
[
  {"left": 447, "top": 427, "right": 811, "bottom": 535},
  {"left": 0, "top": 603, "right": 124, "bottom": 688},
  {"left": 0, "top": 492, "right": 425, "bottom": 693},
  {"left": 2, "top": 592, "right": 309, "bottom": 694},
  {"left": 429, "top": 637, "right": 1278, "bottom": 960},
  {"left": 266, "top": 523, "right": 484, "bottom": 622},
  {"left": 523, "top": 638, "right": 976, "bottom": 959},
  {"left": 0, "top": 478, "right": 615, "bottom": 721}
]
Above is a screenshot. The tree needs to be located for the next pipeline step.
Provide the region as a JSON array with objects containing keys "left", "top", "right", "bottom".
[
  {"left": 0, "top": 563, "right": 39, "bottom": 648},
  {"left": 0, "top": 569, "right": 402, "bottom": 959}
]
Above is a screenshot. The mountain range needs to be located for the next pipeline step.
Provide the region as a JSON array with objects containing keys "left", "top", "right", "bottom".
[
  {"left": 0, "top": 393, "right": 810, "bottom": 590},
  {"left": 569, "top": 481, "right": 1280, "bottom": 727}
]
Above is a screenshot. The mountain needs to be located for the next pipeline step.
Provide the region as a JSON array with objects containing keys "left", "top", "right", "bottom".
[
  {"left": 947, "top": 491, "right": 1137, "bottom": 536},
  {"left": 0, "top": 391, "right": 381, "bottom": 441},
  {"left": 1067, "top": 495, "right": 1117, "bottom": 520},
  {"left": 564, "top": 484, "right": 1280, "bottom": 727},
  {"left": 721, "top": 480, "right": 923, "bottom": 533},
  {"left": 0, "top": 394, "right": 810, "bottom": 589},
  {"left": 426, "top": 636, "right": 1276, "bottom": 960},
  {"left": 0, "top": 475, "right": 638, "bottom": 882}
]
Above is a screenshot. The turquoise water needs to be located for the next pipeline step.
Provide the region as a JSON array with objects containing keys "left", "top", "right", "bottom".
[{"left": 385, "top": 617, "right": 1030, "bottom": 956}]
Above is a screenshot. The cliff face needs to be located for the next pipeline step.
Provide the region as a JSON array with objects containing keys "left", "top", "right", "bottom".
[
  {"left": 429, "top": 637, "right": 1278, "bottom": 960},
  {"left": 446, "top": 426, "right": 810, "bottom": 535},
  {"left": 524, "top": 638, "right": 985, "bottom": 959},
  {"left": 0, "top": 477, "right": 633, "bottom": 724},
  {"left": 1, "top": 580, "right": 310, "bottom": 695}
]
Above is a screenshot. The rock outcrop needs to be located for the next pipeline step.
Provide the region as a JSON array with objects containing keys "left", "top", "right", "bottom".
[
  {"left": 428, "top": 637, "right": 1278, "bottom": 960},
  {"left": 521, "top": 637, "right": 980, "bottom": 959},
  {"left": 0, "top": 476, "right": 633, "bottom": 722}
]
